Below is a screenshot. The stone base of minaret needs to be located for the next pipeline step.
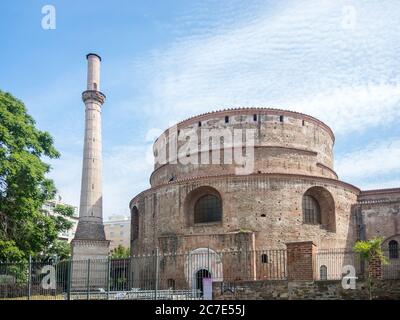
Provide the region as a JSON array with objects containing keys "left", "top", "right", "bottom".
[{"left": 70, "top": 239, "right": 110, "bottom": 291}]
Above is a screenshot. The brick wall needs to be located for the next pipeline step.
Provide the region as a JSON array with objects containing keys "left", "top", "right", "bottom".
[
  {"left": 369, "top": 255, "right": 382, "bottom": 279},
  {"left": 286, "top": 241, "right": 317, "bottom": 280},
  {"left": 131, "top": 175, "right": 358, "bottom": 256},
  {"left": 355, "top": 188, "right": 400, "bottom": 245}
]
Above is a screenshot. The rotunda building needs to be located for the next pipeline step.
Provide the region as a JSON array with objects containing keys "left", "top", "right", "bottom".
[{"left": 130, "top": 108, "right": 360, "bottom": 256}]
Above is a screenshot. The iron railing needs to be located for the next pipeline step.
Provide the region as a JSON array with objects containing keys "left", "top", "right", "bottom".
[
  {"left": 382, "top": 249, "right": 400, "bottom": 279},
  {"left": 1, "top": 247, "right": 398, "bottom": 300},
  {"left": 0, "top": 248, "right": 286, "bottom": 300},
  {"left": 315, "top": 248, "right": 400, "bottom": 280}
]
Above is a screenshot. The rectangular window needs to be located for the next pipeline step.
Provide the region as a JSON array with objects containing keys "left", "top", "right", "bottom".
[
  {"left": 280, "top": 115, "right": 284, "bottom": 122},
  {"left": 253, "top": 114, "right": 257, "bottom": 121},
  {"left": 225, "top": 116, "right": 229, "bottom": 123}
]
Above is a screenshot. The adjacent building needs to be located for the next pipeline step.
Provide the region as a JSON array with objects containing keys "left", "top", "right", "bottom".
[
  {"left": 43, "top": 195, "right": 79, "bottom": 243},
  {"left": 104, "top": 215, "right": 131, "bottom": 251}
]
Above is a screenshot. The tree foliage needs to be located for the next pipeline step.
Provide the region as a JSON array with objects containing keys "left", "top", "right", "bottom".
[
  {"left": 0, "top": 240, "right": 25, "bottom": 262},
  {"left": 353, "top": 237, "right": 388, "bottom": 300},
  {"left": 45, "top": 239, "right": 72, "bottom": 261},
  {"left": 353, "top": 237, "right": 388, "bottom": 265},
  {"left": 110, "top": 245, "right": 130, "bottom": 259},
  {"left": 0, "top": 90, "right": 72, "bottom": 261}
]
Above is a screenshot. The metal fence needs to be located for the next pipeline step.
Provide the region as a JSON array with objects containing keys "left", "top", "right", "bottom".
[
  {"left": 0, "top": 248, "right": 286, "bottom": 300},
  {"left": 316, "top": 248, "right": 363, "bottom": 280},
  {"left": 382, "top": 249, "right": 400, "bottom": 279},
  {"left": 316, "top": 248, "right": 400, "bottom": 280},
  {"left": 0, "top": 257, "right": 69, "bottom": 300},
  {"left": 1, "top": 247, "right": 398, "bottom": 300}
]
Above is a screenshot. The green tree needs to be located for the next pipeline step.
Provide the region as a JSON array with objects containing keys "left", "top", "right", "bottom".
[
  {"left": 353, "top": 237, "right": 388, "bottom": 300},
  {"left": 110, "top": 245, "right": 130, "bottom": 259},
  {"left": 0, "top": 90, "right": 71, "bottom": 261},
  {"left": 46, "top": 239, "right": 72, "bottom": 261},
  {"left": 0, "top": 240, "right": 25, "bottom": 262},
  {"left": 39, "top": 204, "right": 75, "bottom": 260}
]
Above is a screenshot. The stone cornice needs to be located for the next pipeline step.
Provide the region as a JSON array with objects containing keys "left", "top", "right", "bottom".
[
  {"left": 150, "top": 145, "right": 321, "bottom": 183},
  {"left": 130, "top": 172, "right": 360, "bottom": 209},
  {"left": 157, "top": 107, "right": 335, "bottom": 144},
  {"left": 357, "top": 199, "right": 400, "bottom": 205},
  {"left": 316, "top": 163, "right": 338, "bottom": 179},
  {"left": 86, "top": 53, "right": 102, "bottom": 61},
  {"left": 71, "top": 239, "right": 110, "bottom": 246},
  {"left": 82, "top": 90, "right": 106, "bottom": 104},
  {"left": 360, "top": 187, "right": 400, "bottom": 196}
]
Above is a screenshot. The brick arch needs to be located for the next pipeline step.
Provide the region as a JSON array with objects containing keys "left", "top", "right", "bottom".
[
  {"left": 302, "top": 186, "right": 336, "bottom": 232},
  {"left": 184, "top": 186, "right": 223, "bottom": 226},
  {"left": 382, "top": 234, "right": 400, "bottom": 248}
]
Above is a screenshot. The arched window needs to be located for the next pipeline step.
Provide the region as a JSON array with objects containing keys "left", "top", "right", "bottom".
[
  {"left": 131, "top": 207, "right": 139, "bottom": 241},
  {"left": 302, "top": 195, "right": 321, "bottom": 225},
  {"left": 320, "top": 265, "right": 327, "bottom": 280},
  {"left": 194, "top": 194, "right": 222, "bottom": 223},
  {"left": 389, "top": 240, "right": 399, "bottom": 259}
]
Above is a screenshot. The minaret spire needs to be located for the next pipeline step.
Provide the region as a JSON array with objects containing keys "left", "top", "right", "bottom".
[{"left": 71, "top": 53, "right": 109, "bottom": 264}]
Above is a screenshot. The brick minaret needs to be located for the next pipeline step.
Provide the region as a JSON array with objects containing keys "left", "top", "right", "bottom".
[{"left": 71, "top": 53, "right": 109, "bottom": 262}]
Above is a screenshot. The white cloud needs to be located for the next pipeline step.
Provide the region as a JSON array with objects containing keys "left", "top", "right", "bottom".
[
  {"left": 285, "top": 83, "right": 400, "bottom": 135},
  {"left": 358, "top": 179, "right": 400, "bottom": 191},
  {"left": 47, "top": 0, "right": 400, "bottom": 216},
  {"left": 103, "top": 144, "right": 153, "bottom": 218},
  {"left": 132, "top": 0, "right": 400, "bottom": 136},
  {"left": 48, "top": 153, "right": 81, "bottom": 209},
  {"left": 48, "top": 143, "right": 154, "bottom": 219},
  {"left": 336, "top": 139, "right": 400, "bottom": 181}
]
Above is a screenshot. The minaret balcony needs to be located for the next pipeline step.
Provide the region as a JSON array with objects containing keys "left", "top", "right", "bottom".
[{"left": 82, "top": 90, "right": 106, "bottom": 104}]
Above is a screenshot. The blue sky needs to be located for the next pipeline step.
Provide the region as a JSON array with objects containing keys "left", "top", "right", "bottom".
[{"left": 1, "top": 0, "right": 400, "bottom": 219}]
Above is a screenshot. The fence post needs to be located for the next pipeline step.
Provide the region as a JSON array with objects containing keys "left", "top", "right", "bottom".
[
  {"left": 187, "top": 251, "right": 191, "bottom": 296},
  {"left": 67, "top": 259, "right": 72, "bottom": 300},
  {"left": 286, "top": 241, "right": 317, "bottom": 281},
  {"left": 106, "top": 257, "right": 111, "bottom": 300},
  {"left": 245, "top": 246, "right": 248, "bottom": 280},
  {"left": 154, "top": 247, "right": 159, "bottom": 300},
  {"left": 27, "top": 255, "right": 32, "bottom": 300},
  {"left": 86, "top": 259, "right": 91, "bottom": 300},
  {"left": 207, "top": 246, "right": 210, "bottom": 274},
  {"left": 369, "top": 255, "right": 382, "bottom": 280}
]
